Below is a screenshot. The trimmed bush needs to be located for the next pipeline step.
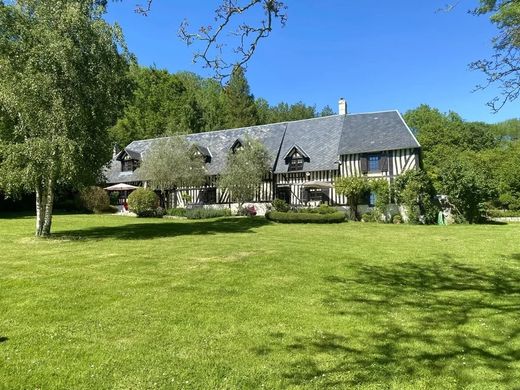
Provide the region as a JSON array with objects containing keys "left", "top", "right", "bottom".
[
  {"left": 185, "top": 208, "right": 232, "bottom": 219},
  {"left": 265, "top": 211, "right": 347, "bottom": 223},
  {"left": 272, "top": 198, "right": 290, "bottom": 212},
  {"left": 79, "top": 186, "right": 111, "bottom": 213},
  {"left": 127, "top": 188, "right": 159, "bottom": 217}
]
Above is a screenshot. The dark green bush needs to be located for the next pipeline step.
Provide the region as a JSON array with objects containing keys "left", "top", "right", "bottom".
[
  {"left": 265, "top": 211, "right": 347, "bottom": 223},
  {"left": 167, "top": 207, "right": 187, "bottom": 217},
  {"left": 79, "top": 186, "right": 111, "bottom": 213},
  {"left": 127, "top": 188, "right": 159, "bottom": 217},
  {"left": 109, "top": 191, "right": 120, "bottom": 206},
  {"left": 185, "top": 208, "right": 232, "bottom": 219},
  {"left": 272, "top": 198, "right": 290, "bottom": 212}
]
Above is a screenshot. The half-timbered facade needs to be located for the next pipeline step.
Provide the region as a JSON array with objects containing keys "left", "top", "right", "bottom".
[{"left": 105, "top": 104, "right": 420, "bottom": 209}]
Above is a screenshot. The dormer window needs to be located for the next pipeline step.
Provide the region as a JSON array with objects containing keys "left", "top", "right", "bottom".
[
  {"left": 231, "top": 139, "right": 244, "bottom": 153},
  {"left": 288, "top": 152, "right": 304, "bottom": 172},
  {"left": 117, "top": 149, "right": 141, "bottom": 172},
  {"left": 192, "top": 144, "right": 212, "bottom": 163},
  {"left": 284, "top": 144, "right": 309, "bottom": 172}
]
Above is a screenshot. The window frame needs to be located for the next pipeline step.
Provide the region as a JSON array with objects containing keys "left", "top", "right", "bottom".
[{"left": 367, "top": 154, "right": 380, "bottom": 173}]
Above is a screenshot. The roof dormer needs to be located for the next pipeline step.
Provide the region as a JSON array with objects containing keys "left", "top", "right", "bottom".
[
  {"left": 284, "top": 144, "right": 310, "bottom": 172},
  {"left": 192, "top": 144, "right": 212, "bottom": 163},
  {"left": 230, "top": 138, "right": 245, "bottom": 153}
]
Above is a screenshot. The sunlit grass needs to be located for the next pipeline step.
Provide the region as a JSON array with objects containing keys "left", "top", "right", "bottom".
[{"left": 0, "top": 214, "right": 519, "bottom": 389}]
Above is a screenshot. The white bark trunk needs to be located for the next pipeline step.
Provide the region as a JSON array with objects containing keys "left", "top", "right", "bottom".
[{"left": 34, "top": 178, "right": 55, "bottom": 237}]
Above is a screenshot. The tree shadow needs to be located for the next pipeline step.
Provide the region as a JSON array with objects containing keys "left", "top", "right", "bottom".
[
  {"left": 275, "top": 258, "right": 520, "bottom": 387},
  {"left": 54, "top": 217, "right": 271, "bottom": 241},
  {"left": 511, "top": 253, "right": 520, "bottom": 261},
  {"left": 0, "top": 337, "right": 8, "bottom": 343}
]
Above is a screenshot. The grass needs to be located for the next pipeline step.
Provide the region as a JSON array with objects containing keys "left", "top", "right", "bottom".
[{"left": 0, "top": 214, "right": 519, "bottom": 389}]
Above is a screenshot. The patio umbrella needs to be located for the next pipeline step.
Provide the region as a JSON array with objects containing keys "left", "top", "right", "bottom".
[
  {"left": 302, "top": 180, "right": 333, "bottom": 189},
  {"left": 104, "top": 183, "right": 139, "bottom": 191}
]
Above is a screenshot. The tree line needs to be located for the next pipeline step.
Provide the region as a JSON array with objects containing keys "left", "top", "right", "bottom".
[{"left": 109, "top": 65, "right": 335, "bottom": 147}]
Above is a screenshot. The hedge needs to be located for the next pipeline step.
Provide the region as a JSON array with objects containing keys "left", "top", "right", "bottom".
[
  {"left": 265, "top": 211, "right": 347, "bottom": 224},
  {"left": 185, "top": 208, "right": 232, "bottom": 219}
]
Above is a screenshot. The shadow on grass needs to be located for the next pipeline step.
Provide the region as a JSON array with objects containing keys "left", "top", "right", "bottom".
[
  {"left": 277, "top": 258, "right": 520, "bottom": 388},
  {"left": 54, "top": 217, "right": 271, "bottom": 241},
  {"left": 0, "top": 337, "right": 8, "bottom": 343}
]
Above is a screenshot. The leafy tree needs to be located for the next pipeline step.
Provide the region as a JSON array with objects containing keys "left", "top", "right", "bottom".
[
  {"left": 218, "top": 138, "right": 271, "bottom": 208},
  {"left": 320, "top": 105, "right": 336, "bottom": 117},
  {"left": 334, "top": 176, "right": 369, "bottom": 220},
  {"left": 0, "top": 0, "right": 130, "bottom": 236},
  {"left": 222, "top": 66, "right": 259, "bottom": 128},
  {"left": 110, "top": 66, "right": 204, "bottom": 146},
  {"left": 139, "top": 136, "right": 206, "bottom": 208},
  {"left": 437, "top": 152, "right": 498, "bottom": 223},
  {"left": 394, "top": 169, "right": 439, "bottom": 224},
  {"left": 492, "top": 118, "right": 520, "bottom": 140},
  {"left": 470, "top": 0, "right": 520, "bottom": 111},
  {"left": 369, "top": 179, "right": 392, "bottom": 222}
]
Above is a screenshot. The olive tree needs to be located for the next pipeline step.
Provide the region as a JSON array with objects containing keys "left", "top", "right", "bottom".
[
  {"left": 334, "top": 176, "right": 369, "bottom": 220},
  {"left": 218, "top": 138, "right": 271, "bottom": 209},
  {"left": 0, "top": 0, "right": 131, "bottom": 236},
  {"left": 139, "top": 136, "right": 206, "bottom": 207}
]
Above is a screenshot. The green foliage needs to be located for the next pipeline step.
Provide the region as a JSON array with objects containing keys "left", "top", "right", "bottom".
[
  {"left": 437, "top": 154, "right": 498, "bottom": 223},
  {"left": 109, "top": 191, "right": 120, "bottom": 206},
  {"left": 492, "top": 118, "right": 520, "bottom": 141},
  {"left": 218, "top": 138, "right": 271, "bottom": 207},
  {"left": 166, "top": 207, "right": 187, "bottom": 217},
  {"left": 265, "top": 210, "right": 347, "bottom": 223},
  {"left": 334, "top": 176, "right": 369, "bottom": 220},
  {"left": 185, "top": 208, "right": 232, "bottom": 219},
  {"left": 0, "top": 0, "right": 131, "bottom": 235},
  {"left": 127, "top": 188, "right": 159, "bottom": 217},
  {"left": 222, "top": 66, "right": 259, "bottom": 128},
  {"left": 272, "top": 198, "right": 290, "bottom": 212},
  {"left": 109, "top": 67, "right": 204, "bottom": 146},
  {"left": 394, "top": 169, "right": 439, "bottom": 224},
  {"left": 369, "top": 179, "right": 392, "bottom": 222},
  {"left": 256, "top": 98, "right": 318, "bottom": 124},
  {"left": 79, "top": 186, "right": 111, "bottom": 214},
  {"left": 392, "top": 214, "right": 403, "bottom": 224},
  {"left": 139, "top": 136, "right": 206, "bottom": 203},
  {"left": 361, "top": 212, "right": 377, "bottom": 223}
]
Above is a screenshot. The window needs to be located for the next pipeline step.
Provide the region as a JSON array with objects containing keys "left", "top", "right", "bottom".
[
  {"left": 288, "top": 152, "right": 304, "bottom": 172},
  {"left": 368, "top": 154, "right": 380, "bottom": 172},
  {"left": 368, "top": 191, "right": 376, "bottom": 207},
  {"left": 308, "top": 188, "right": 324, "bottom": 202},
  {"left": 121, "top": 160, "right": 136, "bottom": 172},
  {"left": 200, "top": 188, "right": 217, "bottom": 204}
]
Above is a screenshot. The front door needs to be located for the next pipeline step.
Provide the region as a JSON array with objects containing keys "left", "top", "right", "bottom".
[{"left": 276, "top": 187, "right": 291, "bottom": 204}]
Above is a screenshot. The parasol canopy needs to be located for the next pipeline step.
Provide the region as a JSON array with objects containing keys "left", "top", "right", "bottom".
[
  {"left": 104, "top": 183, "right": 139, "bottom": 191},
  {"left": 302, "top": 180, "right": 333, "bottom": 189}
]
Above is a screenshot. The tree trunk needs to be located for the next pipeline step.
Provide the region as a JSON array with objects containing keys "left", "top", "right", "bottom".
[
  {"left": 35, "top": 178, "right": 55, "bottom": 237},
  {"left": 35, "top": 185, "right": 45, "bottom": 237}
]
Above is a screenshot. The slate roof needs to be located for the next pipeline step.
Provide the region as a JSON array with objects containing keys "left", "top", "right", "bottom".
[
  {"left": 338, "top": 110, "right": 420, "bottom": 155},
  {"left": 104, "top": 110, "right": 420, "bottom": 184}
]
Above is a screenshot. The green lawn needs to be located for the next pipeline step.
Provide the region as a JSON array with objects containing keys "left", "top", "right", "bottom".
[{"left": 0, "top": 214, "right": 519, "bottom": 389}]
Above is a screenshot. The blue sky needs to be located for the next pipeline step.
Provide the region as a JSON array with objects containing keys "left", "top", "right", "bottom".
[{"left": 105, "top": 1, "right": 519, "bottom": 123}]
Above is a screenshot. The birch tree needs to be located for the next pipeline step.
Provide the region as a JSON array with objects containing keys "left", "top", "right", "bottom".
[{"left": 0, "top": 0, "right": 131, "bottom": 236}]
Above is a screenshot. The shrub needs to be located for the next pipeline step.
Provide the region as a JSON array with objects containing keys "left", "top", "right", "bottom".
[
  {"left": 392, "top": 214, "right": 403, "bottom": 224},
  {"left": 109, "top": 191, "right": 120, "bottom": 206},
  {"left": 167, "top": 207, "right": 187, "bottom": 217},
  {"left": 265, "top": 211, "right": 347, "bottom": 223},
  {"left": 361, "top": 211, "right": 376, "bottom": 223},
  {"left": 185, "top": 208, "right": 232, "bottom": 219},
  {"left": 79, "top": 186, "right": 111, "bottom": 213},
  {"left": 272, "top": 198, "right": 290, "bottom": 212},
  {"left": 127, "top": 188, "right": 159, "bottom": 217},
  {"left": 238, "top": 204, "right": 257, "bottom": 217},
  {"left": 317, "top": 204, "right": 336, "bottom": 214}
]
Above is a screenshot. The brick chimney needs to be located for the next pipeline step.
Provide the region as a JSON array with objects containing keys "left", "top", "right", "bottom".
[{"left": 338, "top": 98, "right": 347, "bottom": 115}]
